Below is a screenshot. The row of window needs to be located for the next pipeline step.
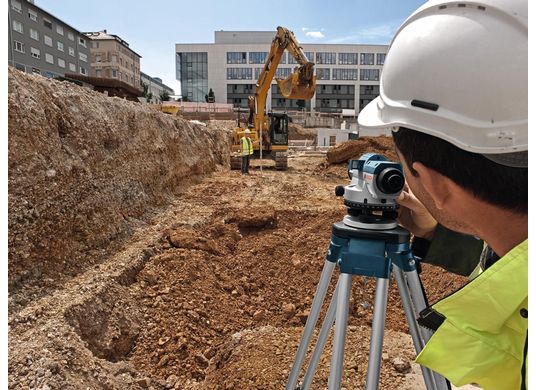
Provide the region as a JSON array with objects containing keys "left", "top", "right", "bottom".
[
  {"left": 226, "top": 51, "right": 386, "bottom": 65},
  {"left": 227, "top": 67, "right": 380, "bottom": 81},
  {"left": 12, "top": 41, "right": 86, "bottom": 74},
  {"left": 11, "top": 1, "right": 87, "bottom": 46},
  {"left": 13, "top": 38, "right": 86, "bottom": 62}
]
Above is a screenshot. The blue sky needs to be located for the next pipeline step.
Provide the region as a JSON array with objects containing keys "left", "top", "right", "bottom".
[{"left": 35, "top": 0, "right": 426, "bottom": 94}]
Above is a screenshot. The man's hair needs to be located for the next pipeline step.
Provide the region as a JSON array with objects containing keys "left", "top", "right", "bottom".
[{"left": 392, "top": 127, "right": 527, "bottom": 214}]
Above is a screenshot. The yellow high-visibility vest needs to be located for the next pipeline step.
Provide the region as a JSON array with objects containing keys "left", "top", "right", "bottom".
[
  {"left": 416, "top": 239, "right": 528, "bottom": 390},
  {"left": 240, "top": 136, "right": 253, "bottom": 156}
]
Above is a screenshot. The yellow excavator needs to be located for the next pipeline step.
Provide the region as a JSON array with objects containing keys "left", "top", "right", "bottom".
[{"left": 230, "top": 26, "right": 316, "bottom": 170}]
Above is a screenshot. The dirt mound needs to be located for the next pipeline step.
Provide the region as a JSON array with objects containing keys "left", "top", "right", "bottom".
[
  {"left": 8, "top": 67, "right": 230, "bottom": 308},
  {"left": 326, "top": 136, "right": 396, "bottom": 164},
  {"left": 289, "top": 123, "right": 316, "bottom": 141}
]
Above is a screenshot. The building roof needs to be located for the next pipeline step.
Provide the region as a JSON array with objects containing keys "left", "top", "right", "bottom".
[
  {"left": 64, "top": 73, "right": 143, "bottom": 96},
  {"left": 83, "top": 30, "right": 142, "bottom": 58},
  {"left": 140, "top": 72, "right": 174, "bottom": 93}
]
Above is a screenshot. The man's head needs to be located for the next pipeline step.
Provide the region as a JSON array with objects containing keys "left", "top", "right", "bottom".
[
  {"left": 358, "top": 0, "right": 527, "bottom": 232},
  {"left": 393, "top": 127, "right": 527, "bottom": 233},
  {"left": 245, "top": 129, "right": 251, "bottom": 138}
]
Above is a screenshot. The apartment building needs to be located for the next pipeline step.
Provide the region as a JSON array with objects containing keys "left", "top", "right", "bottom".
[
  {"left": 8, "top": 0, "right": 91, "bottom": 78},
  {"left": 84, "top": 30, "right": 142, "bottom": 91},
  {"left": 140, "top": 72, "right": 175, "bottom": 103},
  {"left": 175, "top": 31, "right": 388, "bottom": 113}
]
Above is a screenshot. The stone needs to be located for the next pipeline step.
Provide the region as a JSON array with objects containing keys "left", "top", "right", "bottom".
[
  {"left": 253, "top": 310, "right": 264, "bottom": 322},
  {"left": 137, "top": 378, "right": 151, "bottom": 388},
  {"left": 282, "top": 303, "right": 296, "bottom": 319},
  {"left": 392, "top": 357, "right": 411, "bottom": 373}
]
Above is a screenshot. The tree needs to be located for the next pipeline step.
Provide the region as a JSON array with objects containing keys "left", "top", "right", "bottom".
[
  {"left": 146, "top": 92, "right": 153, "bottom": 102},
  {"left": 141, "top": 82, "right": 149, "bottom": 97},
  {"left": 159, "top": 90, "right": 170, "bottom": 102}
]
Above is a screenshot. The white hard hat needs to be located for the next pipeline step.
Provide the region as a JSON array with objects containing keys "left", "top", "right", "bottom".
[
  {"left": 245, "top": 129, "right": 251, "bottom": 134},
  {"left": 358, "top": 0, "right": 527, "bottom": 166}
]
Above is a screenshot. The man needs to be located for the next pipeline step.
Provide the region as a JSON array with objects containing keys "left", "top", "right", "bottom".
[
  {"left": 358, "top": 1, "right": 527, "bottom": 389},
  {"left": 240, "top": 129, "right": 254, "bottom": 174}
]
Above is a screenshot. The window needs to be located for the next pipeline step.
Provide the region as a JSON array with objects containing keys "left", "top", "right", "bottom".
[
  {"left": 11, "top": 0, "right": 22, "bottom": 12},
  {"left": 58, "top": 58, "right": 65, "bottom": 68},
  {"left": 80, "top": 66, "right": 87, "bottom": 75},
  {"left": 15, "top": 63, "right": 25, "bottom": 72},
  {"left": 339, "top": 53, "right": 358, "bottom": 65},
  {"left": 13, "top": 41, "right": 25, "bottom": 53},
  {"left": 276, "top": 68, "right": 291, "bottom": 78},
  {"left": 78, "top": 37, "right": 86, "bottom": 47},
  {"left": 96, "top": 54, "right": 101, "bottom": 63},
  {"left": 316, "top": 68, "right": 330, "bottom": 80},
  {"left": 249, "top": 52, "right": 268, "bottom": 64},
  {"left": 28, "top": 9, "right": 37, "bottom": 21},
  {"left": 360, "top": 68, "right": 380, "bottom": 81},
  {"left": 56, "top": 25, "right": 64, "bottom": 35},
  {"left": 254, "top": 67, "right": 263, "bottom": 79},
  {"left": 333, "top": 69, "right": 358, "bottom": 80},
  {"left": 68, "top": 47, "right": 75, "bottom": 56},
  {"left": 43, "top": 18, "right": 52, "bottom": 29},
  {"left": 68, "top": 32, "right": 74, "bottom": 41},
  {"left": 45, "top": 53, "right": 54, "bottom": 64},
  {"left": 30, "top": 47, "right": 40, "bottom": 59},
  {"left": 32, "top": 67, "right": 41, "bottom": 75},
  {"left": 79, "top": 52, "right": 87, "bottom": 62},
  {"left": 226, "top": 67, "right": 252, "bottom": 80},
  {"left": 44, "top": 71, "right": 54, "bottom": 78},
  {"left": 44, "top": 35, "right": 53, "bottom": 46},
  {"left": 112, "top": 69, "right": 118, "bottom": 78},
  {"left": 29, "top": 29, "right": 38, "bottom": 40},
  {"left": 360, "top": 53, "right": 374, "bottom": 65},
  {"left": 96, "top": 69, "right": 102, "bottom": 77},
  {"left": 316, "top": 52, "right": 336, "bottom": 64},
  {"left": 111, "top": 54, "right": 117, "bottom": 63},
  {"left": 227, "top": 52, "right": 247, "bottom": 64},
  {"left": 13, "top": 20, "right": 23, "bottom": 34},
  {"left": 69, "top": 63, "right": 76, "bottom": 72},
  {"left": 376, "top": 53, "right": 386, "bottom": 66},
  {"left": 289, "top": 52, "right": 313, "bottom": 64},
  {"left": 57, "top": 41, "right": 64, "bottom": 51},
  {"left": 92, "top": 41, "right": 99, "bottom": 49}
]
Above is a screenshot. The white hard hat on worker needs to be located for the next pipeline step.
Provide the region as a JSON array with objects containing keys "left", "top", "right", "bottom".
[{"left": 358, "top": 0, "right": 527, "bottom": 167}]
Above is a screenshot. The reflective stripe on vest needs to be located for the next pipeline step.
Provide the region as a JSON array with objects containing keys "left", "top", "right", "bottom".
[{"left": 416, "top": 239, "right": 528, "bottom": 390}]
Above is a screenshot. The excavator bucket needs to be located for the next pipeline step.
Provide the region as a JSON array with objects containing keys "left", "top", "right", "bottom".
[{"left": 276, "top": 69, "right": 316, "bottom": 100}]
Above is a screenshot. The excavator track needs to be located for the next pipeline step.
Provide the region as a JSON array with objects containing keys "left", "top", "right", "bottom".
[
  {"left": 230, "top": 155, "right": 242, "bottom": 170},
  {"left": 275, "top": 152, "right": 288, "bottom": 171}
]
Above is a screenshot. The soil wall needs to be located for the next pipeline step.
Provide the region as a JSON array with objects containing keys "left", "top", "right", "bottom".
[{"left": 8, "top": 68, "right": 230, "bottom": 294}]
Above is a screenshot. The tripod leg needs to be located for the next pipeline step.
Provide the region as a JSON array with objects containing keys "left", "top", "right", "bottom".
[
  {"left": 286, "top": 260, "right": 337, "bottom": 390},
  {"left": 365, "top": 277, "right": 389, "bottom": 390},
  {"left": 328, "top": 273, "right": 352, "bottom": 390},
  {"left": 405, "top": 269, "right": 450, "bottom": 390},
  {"left": 393, "top": 266, "right": 438, "bottom": 390},
  {"left": 300, "top": 280, "right": 340, "bottom": 390}
]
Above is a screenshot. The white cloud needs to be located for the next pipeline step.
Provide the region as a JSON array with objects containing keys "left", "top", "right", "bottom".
[
  {"left": 305, "top": 31, "right": 325, "bottom": 39},
  {"left": 301, "top": 27, "right": 309, "bottom": 32},
  {"left": 327, "top": 21, "right": 401, "bottom": 44}
]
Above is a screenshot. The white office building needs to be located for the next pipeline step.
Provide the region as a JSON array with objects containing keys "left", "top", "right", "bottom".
[{"left": 175, "top": 30, "right": 388, "bottom": 114}]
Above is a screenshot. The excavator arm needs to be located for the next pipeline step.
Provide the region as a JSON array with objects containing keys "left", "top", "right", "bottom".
[{"left": 248, "top": 26, "right": 316, "bottom": 133}]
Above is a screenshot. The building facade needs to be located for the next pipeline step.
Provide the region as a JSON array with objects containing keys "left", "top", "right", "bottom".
[
  {"left": 8, "top": 0, "right": 91, "bottom": 78},
  {"left": 140, "top": 72, "right": 175, "bottom": 103},
  {"left": 175, "top": 31, "right": 388, "bottom": 113},
  {"left": 84, "top": 30, "right": 142, "bottom": 91}
]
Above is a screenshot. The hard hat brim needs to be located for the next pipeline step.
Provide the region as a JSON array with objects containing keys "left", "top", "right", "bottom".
[{"left": 358, "top": 96, "right": 392, "bottom": 130}]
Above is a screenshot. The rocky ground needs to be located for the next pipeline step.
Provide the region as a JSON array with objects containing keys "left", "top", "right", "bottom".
[{"left": 8, "top": 69, "right": 470, "bottom": 389}]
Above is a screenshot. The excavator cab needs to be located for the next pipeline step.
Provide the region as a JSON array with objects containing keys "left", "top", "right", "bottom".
[{"left": 268, "top": 113, "right": 289, "bottom": 146}]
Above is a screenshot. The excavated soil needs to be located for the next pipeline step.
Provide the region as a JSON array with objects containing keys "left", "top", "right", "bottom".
[{"left": 9, "top": 69, "right": 469, "bottom": 389}]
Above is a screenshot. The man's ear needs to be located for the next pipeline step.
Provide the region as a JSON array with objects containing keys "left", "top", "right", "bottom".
[{"left": 412, "top": 162, "right": 455, "bottom": 210}]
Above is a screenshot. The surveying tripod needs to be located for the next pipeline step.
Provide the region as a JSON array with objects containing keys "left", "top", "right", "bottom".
[{"left": 286, "top": 220, "right": 450, "bottom": 390}]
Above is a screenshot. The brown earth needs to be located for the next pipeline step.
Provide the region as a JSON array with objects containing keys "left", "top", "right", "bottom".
[{"left": 8, "top": 70, "right": 468, "bottom": 390}]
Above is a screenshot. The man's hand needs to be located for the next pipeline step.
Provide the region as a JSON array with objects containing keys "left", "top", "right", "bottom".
[{"left": 396, "top": 185, "right": 437, "bottom": 240}]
